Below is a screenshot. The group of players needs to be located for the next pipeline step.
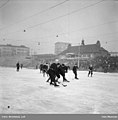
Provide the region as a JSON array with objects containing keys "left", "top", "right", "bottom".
[
  {"left": 16, "top": 59, "right": 93, "bottom": 87},
  {"left": 39, "top": 61, "right": 71, "bottom": 87},
  {"left": 39, "top": 59, "right": 93, "bottom": 87}
]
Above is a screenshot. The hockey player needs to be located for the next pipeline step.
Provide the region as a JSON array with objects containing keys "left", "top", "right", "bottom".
[
  {"left": 88, "top": 64, "right": 93, "bottom": 77},
  {"left": 16, "top": 62, "right": 20, "bottom": 72},
  {"left": 72, "top": 63, "right": 79, "bottom": 79},
  {"left": 42, "top": 63, "right": 48, "bottom": 77},
  {"left": 47, "top": 62, "right": 59, "bottom": 87},
  {"left": 57, "top": 63, "right": 69, "bottom": 82}
]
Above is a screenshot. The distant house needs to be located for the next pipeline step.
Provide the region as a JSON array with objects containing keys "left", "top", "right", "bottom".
[
  {"left": 109, "top": 52, "right": 118, "bottom": 56},
  {"left": 58, "top": 40, "right": 110, "bottom": 60},
  {"left": 33, "top": 54, "right": 57, "bottom": 63},
  {"left": 0, "top": 44, "right": 30, "bottom": 57},
  {"left": 55, "top": 42, "right": 71, "bottom": 55}
]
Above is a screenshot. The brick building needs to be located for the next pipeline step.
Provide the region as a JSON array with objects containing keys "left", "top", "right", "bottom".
[
  {"left": 0, "top": 44, "right": 30, "bottom": 57},
  {"left": 58, "top": 40, "right": 110, "bottom": 60}
]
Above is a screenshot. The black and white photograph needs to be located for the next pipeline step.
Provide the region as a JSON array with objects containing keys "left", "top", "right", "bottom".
[{"left": 0, "top": 0, "right": 118, "bottom": 119}]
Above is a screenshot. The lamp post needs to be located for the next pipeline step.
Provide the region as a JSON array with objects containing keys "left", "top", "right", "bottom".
[
  {"left": 78, "top": 43, "right": 80, "bottom": 68},
  {"left": 31, "top": 49, "right": 33, "bottom": 67}
]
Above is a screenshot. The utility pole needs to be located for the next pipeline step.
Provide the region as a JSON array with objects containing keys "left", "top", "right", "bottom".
[
  {"left": 78, "top": 43, "right": 80, "bottom": 68},
  {"left": 31, "top": 49, "right": 34, "bottom": 68}
]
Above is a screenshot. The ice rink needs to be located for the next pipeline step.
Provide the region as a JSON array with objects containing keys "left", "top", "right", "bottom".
[{"left": 0, "top": 67, "right": 118, "bottom": 114}]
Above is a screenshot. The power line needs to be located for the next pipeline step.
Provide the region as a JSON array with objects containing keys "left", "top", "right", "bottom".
[
  {"left": 0, "top": 0, "right": 69, "bottom": 30},
  {"left": 0, "top": 0, "right": 105, "bottom": 35},
  {"left": 2, "top": 31, "right": 117, "bottom": 54},
  {"left": 3, "top": 31, "right": 118, "bottom": 43},
  {"left": 60, "top": 20, "right": 118, "bottom": 35},
  {"left": 83, "top": 31, "right": 118, "bottom": 39},
  {"left": 0, "top": 0, "right": 9, "bottom": 9},
  {"left": 27, "top": 20, "right": 118, "bottom": 40},
  {"left": 3, "top": 21, "right": 118, "bottom": 44},
  {"left": 2, "top": 20, "right": 118, "bottom": 43},
  {"left": 27, "top": 0, "right": 105, "bottom": 29}
]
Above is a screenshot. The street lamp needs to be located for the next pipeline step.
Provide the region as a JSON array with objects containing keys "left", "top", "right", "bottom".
[{"left": 78, "top": 43, "right": 80, "bottom": 68}]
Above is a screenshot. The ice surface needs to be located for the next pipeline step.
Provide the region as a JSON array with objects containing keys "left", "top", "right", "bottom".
[{"left": 0, "top": 67, "right": 118, "bottom": 114}]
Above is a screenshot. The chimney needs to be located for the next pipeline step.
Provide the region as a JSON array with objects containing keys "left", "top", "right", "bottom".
[
  {"left": 68, "top": 44, "right": 71, "bottom": 48},
  {"left": 96, "top": 40, "right": 101, "bottom": 47},
  {"left": 81, "top": 39, "right": 85, "bottom": 45}
]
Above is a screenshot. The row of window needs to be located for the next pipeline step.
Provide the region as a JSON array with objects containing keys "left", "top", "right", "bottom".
[
  {"left": 66, "top": 54, "right": 93, "bottom": 58},
  {"left": 0, "top": 51, "right": 29, "bottom": 56},
  {"left": 81, "top": 54, "right": 93, "bottom": 57},
  {"left": 0, "top": 47, "right": 29, "bottom": 51},
  {"left": 0, "top": 49, "right": 29, "bottom": 53}
]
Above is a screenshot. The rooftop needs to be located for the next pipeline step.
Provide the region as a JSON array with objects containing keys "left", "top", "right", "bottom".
[
  {"left": 59, "top": 43, "right": 109, "bottom": 55},
  {"left": 0, "top": 44, "right": 29, "bottom": 48}
]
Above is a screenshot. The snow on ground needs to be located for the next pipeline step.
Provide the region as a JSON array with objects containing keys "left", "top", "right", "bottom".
[{"left": 0, "top": 67, "right": 118, "bottom": 114}]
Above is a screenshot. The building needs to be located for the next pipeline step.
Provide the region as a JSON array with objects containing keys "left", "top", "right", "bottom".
[
  {"left": 33, "top": 54, "right": 57, "bottom": 62},
  {"left": 109, "top": 52, "right": 118, "bottom": 56},
  {"left": 0, "top": 44, "right": 30, "bottom": 57},
  {"left": 55, "top": 42, "right": 71, "bottom": 55},
  {"left": 58, "top": 40, "right": 110, "bottom": 60}
]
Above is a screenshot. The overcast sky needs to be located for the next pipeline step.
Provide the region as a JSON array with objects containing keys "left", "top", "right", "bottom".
[{"left": 0, "top": 0, "right": 118, "bottom": 54}]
